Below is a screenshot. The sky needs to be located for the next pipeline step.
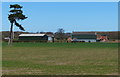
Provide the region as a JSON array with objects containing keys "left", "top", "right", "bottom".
[
  {"left": 2, "top": 2, "right": 118, "bottom": 33},
  {"left": 1, "top": 0, "right": 119, "bottom": 2}
]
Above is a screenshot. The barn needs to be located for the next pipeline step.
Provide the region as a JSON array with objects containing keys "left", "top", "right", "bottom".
[
  {"left": 72, "top": 32, "right": 97, "bottom": 42},
  {"left": 19, "top": 34, "right": 53, "bottom": 42}
]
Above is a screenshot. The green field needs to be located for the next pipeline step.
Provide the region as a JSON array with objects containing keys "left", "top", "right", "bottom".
[{"left": 2, "top": 42, "right": 118, "bottom": 75}]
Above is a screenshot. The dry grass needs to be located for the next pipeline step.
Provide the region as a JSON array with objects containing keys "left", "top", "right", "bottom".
[{"left": 2, "top": 42, "right": 118, "bottom": 75}]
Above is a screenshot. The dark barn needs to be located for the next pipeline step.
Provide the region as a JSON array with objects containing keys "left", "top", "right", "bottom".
[
  {"left": 72, "top": 32, "right": 97, "bottom": 42},
  {"left": 19, "top": 34, "right": 48, "bottom": 42}
]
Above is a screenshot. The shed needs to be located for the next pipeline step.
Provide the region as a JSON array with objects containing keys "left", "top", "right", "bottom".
[
  {"left": 46, "top": 35, "right": 54, "bottom": 42},
  {"left": 19, "top": 34, "right": 49, "bottom": 42}
]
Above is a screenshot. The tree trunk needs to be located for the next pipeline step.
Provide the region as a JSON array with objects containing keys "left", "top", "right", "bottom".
[{"left": 8, "top": 23, "right": 13, "bottom": 45}]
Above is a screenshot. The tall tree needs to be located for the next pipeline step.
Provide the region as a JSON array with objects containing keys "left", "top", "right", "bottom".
[{"left": 8, "top": 4, "right": 27, "bottom": 45}]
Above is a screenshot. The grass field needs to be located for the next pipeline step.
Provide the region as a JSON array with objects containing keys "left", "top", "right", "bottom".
[{"left": 2, "top": 42, "right": 118, "bottom": 75}]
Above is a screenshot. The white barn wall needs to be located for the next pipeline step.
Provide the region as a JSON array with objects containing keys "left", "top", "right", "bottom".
[{"left": 76, "top": 39, "right": 96, "bottom": 42}]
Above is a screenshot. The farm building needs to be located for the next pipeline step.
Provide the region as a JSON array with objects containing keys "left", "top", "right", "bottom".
[
  {"left": 71, "top": 32, "right": 97, "bottom": 42},
  {"left": 71, "top": 32, "right": 108, "bottom": 42},
  {"left": 97, "top": 34, "right": 108, "bottom": 42},
  {"left": 19, "top": 34, "right": 54, "bottom": 42}
]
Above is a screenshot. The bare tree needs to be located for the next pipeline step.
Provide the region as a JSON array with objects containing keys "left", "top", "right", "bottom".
[{"left": 54, "top": 28, "right": 65, "bottom": 41}]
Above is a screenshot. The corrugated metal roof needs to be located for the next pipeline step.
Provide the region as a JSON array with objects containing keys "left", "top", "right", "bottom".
[
  {"left": 72, "top": 33, "right": 96, "bottom": 35},
  {"left": 46, "top": 34, "right": 54, "bottom": 37},
  {"left": 19, "top": 34, "right": 45, "bottom": 36},
  {"left": 72, "top": 34, "right": 97, "bottom": 39},
  {"left": 73, "top": 32, "right": 96, "bottom": 34}
]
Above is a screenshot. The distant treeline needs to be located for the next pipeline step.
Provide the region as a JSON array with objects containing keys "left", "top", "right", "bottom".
[{"left": 1, "top": 31, "right": 120, "bottom": 41}]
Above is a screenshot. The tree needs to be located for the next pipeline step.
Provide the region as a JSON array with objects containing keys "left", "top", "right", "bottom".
[
  {"left": 8, "top": 4, "right": 27, "bottom": 45},
  {"left": 54, "top": 28, "right": 65, "bottom": 41}
]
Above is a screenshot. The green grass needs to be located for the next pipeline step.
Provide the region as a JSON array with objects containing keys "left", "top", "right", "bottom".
[{"left": 2, "top": 42, "right": 118, "bottom": 75}]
